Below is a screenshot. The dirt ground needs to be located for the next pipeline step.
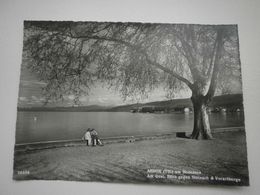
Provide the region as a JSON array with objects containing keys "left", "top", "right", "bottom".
[{"left": 13, "top": 131, "right": 249, "bottom": 186}]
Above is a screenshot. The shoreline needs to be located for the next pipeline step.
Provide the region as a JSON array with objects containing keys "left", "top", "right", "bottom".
[{"left": 15, "top": 126, "right": 245, "bottom": 152}]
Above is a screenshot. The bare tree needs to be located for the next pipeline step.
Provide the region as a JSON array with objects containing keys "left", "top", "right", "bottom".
[{"left": 23, "top": 21, "right": 241, "bottom": 139}]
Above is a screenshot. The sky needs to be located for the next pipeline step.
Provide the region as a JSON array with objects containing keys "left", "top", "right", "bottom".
[
  {"left": 18, "top": 62, "right": 193, "bottom": 107},
  {"left": 18, "top": 54, "right": 244, "bottom": 107},
  {"left": 18, "top": 60, "right": 244, "bottom": 107},
  {"left": 17, "top": 51, "right": 243, "bottom": 108}
]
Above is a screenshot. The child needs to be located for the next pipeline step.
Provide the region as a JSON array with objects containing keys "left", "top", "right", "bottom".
[{"left": 90, "top": 128, "right": 104, "bottom": 146}]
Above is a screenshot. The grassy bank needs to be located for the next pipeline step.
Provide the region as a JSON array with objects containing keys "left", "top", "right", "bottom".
[{"left": 13, "top": 130, "right": 249, "bottom": 186}]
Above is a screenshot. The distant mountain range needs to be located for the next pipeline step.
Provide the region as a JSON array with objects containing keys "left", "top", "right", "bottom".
[
  {"left": 18, "top": 104, "right": 112, "bottom": 112},
  {"left": 18, "top": 94, "right": 243, "bottom": 112}
]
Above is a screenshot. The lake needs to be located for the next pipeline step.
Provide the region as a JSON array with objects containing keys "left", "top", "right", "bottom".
[{"left": 15, "top": 111, "right": 244, "bottom": 144}]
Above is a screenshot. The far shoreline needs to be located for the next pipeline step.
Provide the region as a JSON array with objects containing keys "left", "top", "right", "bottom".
[{"left": 17, "top": 93, "right": 244, "bottom": 113}]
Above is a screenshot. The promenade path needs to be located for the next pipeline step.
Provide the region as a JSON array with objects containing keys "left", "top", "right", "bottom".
[{"left": 13, "top": 130, "right": 249, "bottom": 186}]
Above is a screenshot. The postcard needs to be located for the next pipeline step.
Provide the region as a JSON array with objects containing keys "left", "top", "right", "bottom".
[{"left": 13, "top": 21, "right": 249, "bottom": 186}]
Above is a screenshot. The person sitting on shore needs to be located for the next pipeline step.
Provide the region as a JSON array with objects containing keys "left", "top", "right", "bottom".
[
  {"left": 90, "top": 128, "right": 103, "bottom": 146},
  {"left": 82, "top": 128, "right": 92, "bottom": 146}
]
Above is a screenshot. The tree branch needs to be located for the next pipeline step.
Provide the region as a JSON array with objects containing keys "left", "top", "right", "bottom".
[
  {"left": 68, "top": 33, "right": 194, "bottom": 89},
  {"left": 206, "top": 35, "right": 218, "bottom": 77},
  {"left": 206, "top": 28, "right": 225, "bottom": 99},
  {"left": 170, "top": 27, "right": 201, "bottom": 81}
]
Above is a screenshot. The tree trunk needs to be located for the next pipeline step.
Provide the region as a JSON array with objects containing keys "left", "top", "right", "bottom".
[{"left": 190, "top": 95, "right": 213, "bottom": 140}]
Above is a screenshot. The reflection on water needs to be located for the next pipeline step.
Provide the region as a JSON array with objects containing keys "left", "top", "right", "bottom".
[{"left": 15, "top": 111, "right": 244, "bottom": 144}]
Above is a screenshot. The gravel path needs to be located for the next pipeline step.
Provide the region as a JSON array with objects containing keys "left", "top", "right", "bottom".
[{"left": 13, "top": 131, "right": 249, "bottom": 186}]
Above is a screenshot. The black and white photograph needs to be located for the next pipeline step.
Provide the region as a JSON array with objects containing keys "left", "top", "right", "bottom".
[{"left": 13, "top": 21, "right": 249, "bottom": 186}]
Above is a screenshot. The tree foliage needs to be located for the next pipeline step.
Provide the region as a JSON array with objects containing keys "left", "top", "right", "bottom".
[{"left": 23, "top": 21, "right": 241, "bottom": 104}]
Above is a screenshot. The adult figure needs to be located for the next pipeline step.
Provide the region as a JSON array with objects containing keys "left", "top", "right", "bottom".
[{"left": 82, "top": 128, "right": 92, "bottom": 146}]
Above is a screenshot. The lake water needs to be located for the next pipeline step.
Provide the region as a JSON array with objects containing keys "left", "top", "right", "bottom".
[{"left": 15, "top": 111, "right": 244, "bottom": 144}]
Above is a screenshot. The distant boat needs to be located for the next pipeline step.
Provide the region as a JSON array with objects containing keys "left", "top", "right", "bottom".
[
  {"left": 221, "top": 108, "right": 227, "bottom": 112},
  {"left": 184, "top": 107, "right": 190, "bottom": 113}
]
